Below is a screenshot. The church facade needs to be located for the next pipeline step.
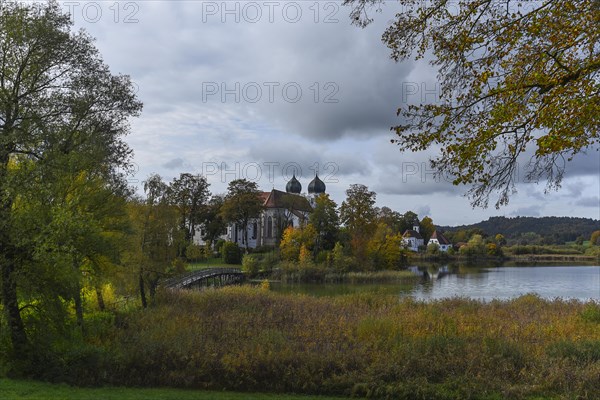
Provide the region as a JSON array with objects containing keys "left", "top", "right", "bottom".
[{"left": 227, "top": 174, "right": 326, "bottom": 249}]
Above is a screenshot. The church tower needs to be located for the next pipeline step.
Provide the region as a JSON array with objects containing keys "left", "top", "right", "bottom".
[
  {"left": 285, "top": 174, "right": 302, "bottom": 194},
  {"left": 307, "top": 173, "right": 326, "bottom": 207}
]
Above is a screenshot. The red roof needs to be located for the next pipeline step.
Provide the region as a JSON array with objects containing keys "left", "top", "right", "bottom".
[
  {"left": 431, "top": 230, "right": 451, "bottom": 245},
  {"left": 259, "top": 192, "right": 270, "bottom": 203},
  {"left": 261, "top": 189, "right": 312, "bottom": 212}
]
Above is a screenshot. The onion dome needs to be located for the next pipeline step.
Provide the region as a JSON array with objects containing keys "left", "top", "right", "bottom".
[
  {"left": 308, "top": 173, "right": 326, "bottom": 194},
  {"left": 286, "top": 174, "right": 302, "bottom": 194}
]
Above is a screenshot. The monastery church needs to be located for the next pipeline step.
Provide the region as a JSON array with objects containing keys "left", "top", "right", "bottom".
[{"left": 227, "top": 174, "right": 326, "bottom": 249}]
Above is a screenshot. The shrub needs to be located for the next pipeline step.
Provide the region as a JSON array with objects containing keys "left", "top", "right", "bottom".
[
  {"left": 581, "top": 303, "right": 600, "bottom": 323},
  {"left": 215, "top": 239, "right": 226, "bottom": 253},
  {"left": 171, "top": 257, "right": 187, "bottom": 274},
  {"left": 185, "top": 243, "right": 206, "bottom": 262},
  {"left": 427, "top": 243, "right": 440, "bottom": 255},
  {"left": 221, "top": 241, "right": 242, "bottom": 264},
  {"left": 252, "top": 245, "right": 276, "bottom": 253},
  {"left": 547, "top": 340, "right": 600, "bottom": 365},
  {"left": 242, "top": 254, "right": 259, "bottom": 276}
]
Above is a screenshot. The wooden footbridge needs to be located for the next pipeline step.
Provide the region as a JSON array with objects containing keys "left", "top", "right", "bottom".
[{"left": 163, "top": 268, "right": 245, "bottom": 290}]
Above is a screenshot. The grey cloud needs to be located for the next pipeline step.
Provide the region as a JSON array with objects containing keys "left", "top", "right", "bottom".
[
  {"left": 574, "top": 196, "right": 600, "bottom": 208},
  {"left": 562, "top": 150, "right": 600, "bottom": 178},
  {"left": 510, "top": 206, "right": 542, "bottom": 217},
  {"left": 72, "top": 1, "right": 598, "bottom": 225},
  {"left": 162, "top": 157, "right": 187, "bottom": 170},
  {"left": 417, "top": 205, "right": 431, "bottom": 217},
  {"left": 245, "top": 140, "right": 371, "bottom": 180}
]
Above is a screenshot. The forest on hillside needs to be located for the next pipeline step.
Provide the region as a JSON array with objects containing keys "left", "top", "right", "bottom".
[{"left": 441, "top": 216, "right": 600, "bottom": 245}]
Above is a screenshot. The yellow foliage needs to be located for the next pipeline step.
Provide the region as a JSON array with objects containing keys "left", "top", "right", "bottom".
[
  {"left": 82, "top": 283, "right": 116, "bottom": 310},
  {"left": 259, "top": 279, "right": 270, "bottom": 291},
  {"left": 279, "top": 224, "right": 317, "bottom": 262},
  {"left": 298, "top": 244, "right": 312, "bottom": 266}
]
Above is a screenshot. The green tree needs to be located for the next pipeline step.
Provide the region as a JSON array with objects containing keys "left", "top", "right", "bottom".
[
  {"left": 399, "top": 210, "right": 419, "bottom": 233},
  {"left": 332, "top": 242, "right": 348, "bottom": 272},
  {"left": 309, "top": 193, "right": 340, "bottom": 252},
  {"left": 519, "top": 232, "right": 544, "bottom": 245},
  {"left": 367, "top": 223, "right": 404, "bottom": 270},
  {"left": 377, "top": 206, "right": 404, "bottom": 234},
  {"left": 495, "top": 234, "right": 507, "bottom": 247},
  {"left": 201, "top": 195, "right": 228, "bottom": 248},
  {"left": 220, "top": 179, "right": 264, "bottom": 252},
  {"left": 168, "top": 173, "right": 210, "bottom": 254},
  {"left": 345, "top": 0, "right": 600, "bottom": 208},
  {"left": 340, "top": 184, "right": 377, "bottom": 235},
  {"left": 0, "top": 2, "right": 141, "bottom": 358},
  {"left": 13, "top": 168, "right": 129, "bottom": 337}
]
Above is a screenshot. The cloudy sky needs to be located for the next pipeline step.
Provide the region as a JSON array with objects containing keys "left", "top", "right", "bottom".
[{"left": 66, "top": 0, "right": 599, "bottom": 226}]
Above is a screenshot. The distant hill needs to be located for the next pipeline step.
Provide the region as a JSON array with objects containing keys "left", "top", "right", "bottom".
[{"left": 440, "top": 216, "right": 600, "bottom": 244}]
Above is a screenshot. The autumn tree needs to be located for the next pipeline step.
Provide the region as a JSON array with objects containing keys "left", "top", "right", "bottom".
[
  {"left": 127, "top": 175, "right": 181, "bottom": 308},
  {"left": 459, "top": 234, "right": 487, "bottom": 257},
  {"left": 279, "top": 225, "right": 318, "bottom": 262},
  {"left": 344, "top": 0, "right": 600, "bottom": 207},
  {"left": 495, "top": 234, "right": 507, "bottom": 247},
  {"left": 419, "top": 216, "right": 435, "bottom": 243},
  {"left": 340, "top": 184, "right": 378, "bottom": 261},
  {"left": 220, "top": 179, "right": 264, "bottom": 251},
  {"left": 0, "top": 2, "right": 141, "bottom": 358},
  {"left": 591, "top": 230, "right": 600, "bottom": 246},
  {"left": 12, "top": 165, "right": 130, "bottom": 336}
]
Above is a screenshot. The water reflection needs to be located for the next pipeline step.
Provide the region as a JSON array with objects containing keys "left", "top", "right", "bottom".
[
  {"left": 409, "top": 264, "right": 600, "bottom": 301},
  {"left": 271, "top": 264, "right": 600, "bottom": 301}
]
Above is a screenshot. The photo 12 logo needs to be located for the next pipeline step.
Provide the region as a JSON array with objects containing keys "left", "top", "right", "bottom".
[
  {"left": 60, "top": 1, "right": 140, "bottom": 24},
  {"left": 200, "top": 161, "right": 340, "bottom": 184},
  {"left": 202, "top": 82, "right": 340, "bottom": 104},
  {"left": 401, "top": 81, "right": 443, "bottom": 104},
  {"left": 200, "top": 1, "right": 340, "bottom": 24}
]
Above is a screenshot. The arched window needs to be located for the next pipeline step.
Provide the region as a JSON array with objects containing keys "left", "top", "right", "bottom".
[
  {"left": 267, "top": 216, "right": 273, "bottom": 238},
  {"left": 252, "top": 222, "right": 258, "bottom": 239}
]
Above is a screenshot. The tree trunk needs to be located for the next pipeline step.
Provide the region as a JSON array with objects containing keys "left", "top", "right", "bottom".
[
  {"left": 95, "top": 286, "right": 105, "bottom": 311},
  {"left": 1, "top": 260, "right": 28, "bottom": 356},
  {"left": 243, "top": 220, "right": 249, "bottom": 253},
  {"left": 0, "top": 155, "right": 28, "bottom": 357},
  {"left": 73, "top": 286, "right": 84, "bottom": 334},
  {"left": 72, "top": 259, "right": 84, "bottom": 333},
  {"left": 139, "top": 269, "right": 147, "bottom": 308},
  {"left": 149, "top": 276, "right": 159, "bottom": 305}
]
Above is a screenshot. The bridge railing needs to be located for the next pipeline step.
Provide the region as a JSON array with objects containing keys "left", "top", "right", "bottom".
[{"left": 163, "top": 268, "right": 244, "bottom": 289}]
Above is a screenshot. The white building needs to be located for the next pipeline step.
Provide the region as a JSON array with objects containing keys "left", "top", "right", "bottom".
[
  {"left": 428, "top": 230, "right": 452, "bottom": 252},
  {"left": 402, "top": 224, "right": 425, "bottom": 252}
]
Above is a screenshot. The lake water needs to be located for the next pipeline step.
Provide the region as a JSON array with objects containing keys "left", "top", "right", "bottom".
[{"left": 271, "top": 264, "right": 600, "bottom": 301}]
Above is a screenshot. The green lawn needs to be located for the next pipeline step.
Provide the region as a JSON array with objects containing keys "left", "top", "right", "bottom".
[{"left": 0, "top": 379, "right": 345, "bottom": 400}]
